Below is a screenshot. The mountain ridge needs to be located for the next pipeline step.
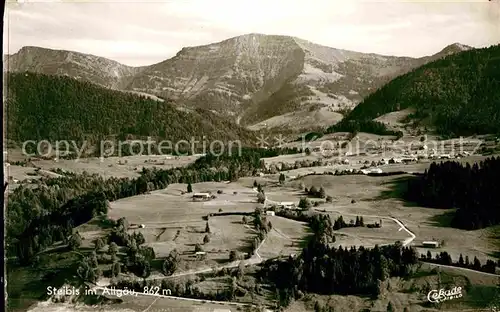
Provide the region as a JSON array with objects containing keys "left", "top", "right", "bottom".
[
  {"left": 4, "top": 34, "right": 473, "bottom": 131},
  {"left": 333, "top": 44, "right": 500, "bottom": 137}
]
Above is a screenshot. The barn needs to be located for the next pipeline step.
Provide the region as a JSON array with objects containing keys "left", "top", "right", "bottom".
[
  {"left": 192, "top": 193, "right": 210, "bottom": 201},
  {"left": 422, "top": 241, "right": 440, "bottom": 248}
]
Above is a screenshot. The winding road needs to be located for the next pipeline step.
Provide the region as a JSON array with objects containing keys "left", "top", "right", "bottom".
[{"left": 313, "top": 208, "right": 416, "bottom": 246}]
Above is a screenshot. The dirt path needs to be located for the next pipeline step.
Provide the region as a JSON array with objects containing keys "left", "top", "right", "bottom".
[
  {"left": 155, "top": 228, "right": 166, "bottom": 241},
  {"left": 91, "top": 286, "right": 259, "bottom": 308},
  {"left": 318, "top": 208, "right": 416, "bottom": 246},
  {"left": 316, "top": 208, "right": 499, "bottom": 277}
]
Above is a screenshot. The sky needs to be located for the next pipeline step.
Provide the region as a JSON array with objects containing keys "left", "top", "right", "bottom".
[{"left": 4, "top": 0, "right": 500, "bottom": 66}]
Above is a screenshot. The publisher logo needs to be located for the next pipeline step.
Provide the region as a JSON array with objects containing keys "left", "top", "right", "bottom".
[{"left": 427, "top": 286, "right": 463, "bottom": 303}]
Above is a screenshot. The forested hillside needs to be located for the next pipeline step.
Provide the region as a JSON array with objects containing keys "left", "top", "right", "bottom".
[
  {"left": 338, "top": 45, "right": 500, "bottom": 136},
  {"left": 406, "top": 157, "right": 500, "bottom": 230},
  {"left": 5, "top": 72, "right": 254, "bottom": 144}
]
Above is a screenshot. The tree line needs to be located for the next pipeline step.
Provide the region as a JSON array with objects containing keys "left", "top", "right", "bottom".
[
  {"left": 419, "top": 251, "right": 497, "bottom": 274},
  {"left": 326, "top": 119, "right": 403, "bottom": 138},
  {"left": 405, "top": 157, "right": 500, "bottom": 229}
]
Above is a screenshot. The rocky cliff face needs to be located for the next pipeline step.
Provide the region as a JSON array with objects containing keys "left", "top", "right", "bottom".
[
  {"left": 126, "top": 34, "right": 306, "bottom": 116},
  {"left": 5, "top": 35, "right": 472, "bottom": 131}
]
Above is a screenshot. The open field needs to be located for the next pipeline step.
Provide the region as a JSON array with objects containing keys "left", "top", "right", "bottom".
[
  {"left": 374, "top": 108, "right": 415, "bottom": 131},
  {"left": 5, "top": 151, "right": 200, "bottom": 179},
  {"left": 258, "top": 216, "right": 311, "bottom": 259},
  {"left": 107, "top": 182, "right": 260, "bottom": 266},
  {"left": 329, "top": 213, "right": 410, "bottom": 248},
  {"left": 103, "top": 181, "right": 311, "bottom": 271},
  {"left": 289, "top": 174, "right": 499, "bottom": 265},
  {"left": 34, "top": 155, "right": 199, "bottom": 179},
  {"left": 108, "top": 182, "right": 258, "bottom": 224},
  {"left": 248, "top": 106, "right": 344, "bottom": 131}
]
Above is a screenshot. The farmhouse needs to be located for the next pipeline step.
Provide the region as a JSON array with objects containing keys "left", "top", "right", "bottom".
[
  {"left": 389, "top": 158, "right": 402, "bottom": 164},
  {"left": 361, "top": 168, "right": 383, "bottom": 175},
  {"left": 380, "top": 158, "right": 389, "bottom": 165},
  {"left": 402, "top": 157, "right": 418, "bottom": 164},
  {"left": 422, "top": 241, "right": 440, "bottom": 248},
  {"left": 266, "top": 211, "right": 275, "bottom": 216},
  {"left": 192, "top": 193, "right": 210, "bottom": 201},
  {"left": 279, "top": 202, "right": 295, "bottom": 209}
]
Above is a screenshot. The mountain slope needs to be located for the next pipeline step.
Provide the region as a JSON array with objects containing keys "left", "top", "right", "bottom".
[
  {"left": 5, "top": 72, "right": 254, "bottom": 144},
  {"left": 126, "top": 34, "right": 306, "bottom": 117},
  {"left": 336, "top": 44, "right": 500, "bottom": 136},
  {"left": 5, "top": 35, "right": 472, "bottom": 132},
  {"left": 125, "top": 35, "right": 473, "bottom": 128},
  {"left": 4, "top": 46, "right": 144, "bottom": 89}
]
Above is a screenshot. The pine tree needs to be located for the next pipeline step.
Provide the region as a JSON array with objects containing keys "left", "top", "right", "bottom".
[
  {"left": 473, "top": 256, "right": 482, "bottom": 270},
  {"left": 319, "top": 187, "right": 326, "bottom": 198},
  {"left": 68, "top": 232, "right": 82, "bottom": 250},
  {"left": 310, "top": 186, "right": 318, "bottom": 196},
  {"left": 257, "top": 191, "right": 266, "bottom": 204},
  {"left": 162, "top": 250, "right": 178, "bottom": 276},
  {"left": 94, "top": 238, "right": 104, "bottom": 251},
  {"left": 257, "top": 184, "right": 263, "bottom": 192},
  {"left": 298, "top": 197, "right": 311, "bottom": 209},
  {"left": 279, "top": 173, "right": 285, "bottom": 184},
  {"left": 194, "top": 244, "right": 203, "bottom": 253},
  {"left": 205, "top": 222, "right": 211, "bottom": 233},
  {"left": 108, "top": 242, "right": 118, "bottom": 256},
  {"left": 89, "top": 251, "right": 98, "bottom": 267},
  {"left": 111, "top": 261, "right": 121, "bottom": 277},
  {"left": 187, "top": 183, "right": 193, "bottom": 193}
]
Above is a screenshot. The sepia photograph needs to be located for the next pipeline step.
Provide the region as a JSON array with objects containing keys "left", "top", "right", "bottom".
[{"left": 2, "top": 0, "right": 500, "bottom": 312}]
